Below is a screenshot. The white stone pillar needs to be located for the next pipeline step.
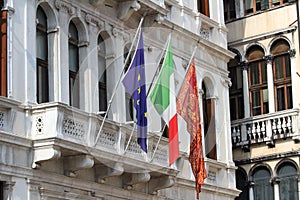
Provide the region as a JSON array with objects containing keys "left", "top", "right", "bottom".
[
  {"left": 106, "top": 28, "right": 125, "bottom": 122},
  {"left": 241, "top": 61, "right": 250, "bottom": 118},
  {"left": 249, "top": 182, "right": 254, "bottom": 200},
  {"left": 272, "top": 177, "right": 280, "bottom": 200},
  {"left": 85, "top": 24, "right": 99, "bottom": 113},
  {"left": 57, "top": 12, "right": 69, "bottom": 105},
  {"left": 265, "top": 55, "right": 275, "bottom": 113}
]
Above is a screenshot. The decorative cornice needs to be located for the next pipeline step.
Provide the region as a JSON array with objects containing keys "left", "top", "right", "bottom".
[{"left": 54, "top": 0, "right": 75, "bottom": 15}]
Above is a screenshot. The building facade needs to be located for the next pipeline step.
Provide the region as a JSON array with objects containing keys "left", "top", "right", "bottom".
[
  {"left": 0, "top": 0, "right": 238, "bottom": 199},
  {"left": 225, "top": 0, "right": 300, "bottom": 199}
]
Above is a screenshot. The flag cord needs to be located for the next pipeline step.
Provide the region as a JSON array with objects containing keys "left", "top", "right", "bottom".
[
  {"left": 146, "top": 33, "right": 172, "bottom": 97},
  {"left": 93, "top": 17, "right": 144, "bottom": 147},
  {"left": 123, "top": 123, "right": 137, "bottom": 154},
  {"left": 149, "top": 123, "right": 167, "bottom": 162}
]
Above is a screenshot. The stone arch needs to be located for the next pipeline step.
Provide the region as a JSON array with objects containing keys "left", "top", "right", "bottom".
[
  {"left": 69, "top": 17, "right": 89, "bottom": 44},
  {"left": 268, "top": 36, "right": 293, "bottom": 54},
  {"left": 201, "top": 75, "right": 215, "bottom": 98},
  {"left": 244, "top": 43, "right": 267, "bottom": 62},
  {"left": 228, "top": 47, "right": 242, "bottom": 62},
  {"left": 274, "top": 158, "right": 299, "bottom": 177},
  {"left": 36, "top": 1, "right": 58, "bottom": 30},
  {"left": 249, "top": 163, "right": 273, "bottom": 180}
]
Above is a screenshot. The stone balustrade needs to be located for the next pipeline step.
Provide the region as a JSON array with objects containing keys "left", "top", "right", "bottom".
[{"left": 231, "top": 109, "right": 300, "bottom": 149}]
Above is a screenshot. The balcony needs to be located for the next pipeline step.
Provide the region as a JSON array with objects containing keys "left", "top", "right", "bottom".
[
  {"left": 231, "top": 109, "right": 300, "bottom": 150},
  {"left": 0, "top": 98, "right": 178, "bottom": 192}
]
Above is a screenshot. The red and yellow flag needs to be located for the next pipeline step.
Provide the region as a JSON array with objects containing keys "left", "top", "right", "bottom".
[{"left": 176, "top": 59, "right": 207, "bottom": 199}]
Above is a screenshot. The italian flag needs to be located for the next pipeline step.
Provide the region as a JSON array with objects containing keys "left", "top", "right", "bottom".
[{"left": 150, "top": 38, "right": 179, "bottom": 165}]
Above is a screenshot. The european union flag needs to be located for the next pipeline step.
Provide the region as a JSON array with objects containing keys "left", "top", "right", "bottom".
[{"left": 122, "top": 30, "right": 148, "bottom": 153}]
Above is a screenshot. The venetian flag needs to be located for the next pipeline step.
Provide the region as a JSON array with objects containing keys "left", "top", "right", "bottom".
[
  {"left": 149, "top": 38, "right": 179, "bottom": 165},
  {"left": 176, "top": 59, "right": 207, "bottom": 199},
  {"left": 122, "top": 29, "right": 148, "bottom": 152}
]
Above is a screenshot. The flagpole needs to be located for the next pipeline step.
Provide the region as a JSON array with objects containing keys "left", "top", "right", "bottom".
[
  {"left": 94, "top": 17, "right": 144, "bottom": 147},
  {"left": 146, "top": 33, "right": 172, "bottom": 97},
  {"left": 149, "top": 43, "right": 198, "bottom": 164}
]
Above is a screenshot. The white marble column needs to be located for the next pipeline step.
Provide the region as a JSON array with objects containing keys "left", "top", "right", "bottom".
[
  {"left": 249, "top": 181, "right": 254, "bottom": 200},
  {"left": 241, "top": 61, "right": 250, "bottom": 118},
  {"left": 272, "top": 177, "right": 280, "bottom": 200},
  {"left": 265, "top": 55, "right": 275, "bottom": 113}
]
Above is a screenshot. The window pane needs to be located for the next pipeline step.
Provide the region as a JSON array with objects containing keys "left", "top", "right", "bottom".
[
  {"left": 245, "top": 0, "right": 253, "bottom": 13},
  {"left": 250, "top": 63, "right": 259, "bottom": 85},
  {"left": 261, "top": 61, "right": 267, "bottom": 83},
  {"left": 230, "top": 97, "right": 237, "bottom": 120},
  {"left": 37, "top": 63, "right": 49, "bottom": 103},
  {"left": 238, "top": 95, "right": 244, "bottom": 119},
  {"left": 99, "top": 83, "right": 107, "bottom": 113},
  {"left": 252, "top": 90, "right": 261, "bottom": 115},
  {"left": 69, "top": 75, "right": 79, "bottom": 108},
  {"left": 69, "top": 44, "right": 79, "bottom": 72},
  {"left": 36, "top": 31, "right": 48, "bottom": 60},
  {"left": 285, "top": 55, "right": 291, "bottom": 78},
  {"left": 287, "top": 85, "right": 293, "bottom": 109},
  {"left": 274, "top": 57, "right": 284, "bottom": 80},
  {"left": 277, "top": 86, "right": 285, "bottom": 111}
]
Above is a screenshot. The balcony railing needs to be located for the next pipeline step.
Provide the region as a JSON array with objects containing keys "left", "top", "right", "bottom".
[{"left": 231, "top": 109, "right": 300, "bottom": 149}]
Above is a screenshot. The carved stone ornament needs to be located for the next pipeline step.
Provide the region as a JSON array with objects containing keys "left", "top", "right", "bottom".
[
  {"left": 117, "top": 0, "right": 141, "bottom": 21},
  {"left": 240, "top": 61, "right": 249, "bottom": 70},
  {"left": 263, "top": 55, "right": 273, "bottom": 64},
  {"left": 289, "top": 49, "right": 296, "bottom": 58},
  {"left": 54, "top": 0, "right": 75, "bottom": 15}
]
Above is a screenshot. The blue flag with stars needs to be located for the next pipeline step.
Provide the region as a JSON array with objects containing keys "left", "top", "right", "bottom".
[{"left": 122, "top": 30, "right": 148, "bottom": 153}]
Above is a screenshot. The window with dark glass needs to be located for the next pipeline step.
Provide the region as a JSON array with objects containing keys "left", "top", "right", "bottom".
[
  {"left": 69, "top": 21, "right": 79, "bottom": 108},
  {"left": 228, "top": 55, "right": 244, "bottom": 120},
  {"left": 271, "top": 40, "right": 292, "bottom": 111},
  {"left": 98, "top": 35, "right": 107, "bottom": 115},
  {"left": 245, "top": 0, "right": 270, "bottom": 14},
  {"left": 235, "top": 168, "right": 249, "bottom": 200},
  {"left": 124, "top": 46, "right": 134, "bottom": 122},
  {"left": 197, "top": 0, "right": 210, "bottom": 17},
  {"left": 224, "top": 0, "right": 236, "bottom": 21},
  {"left": 247, "top": 46, "right": 268, "bottom": 116},
  {"left": 36, "top": 6, "right": 49, "bottom": 103},
  {"left": 252, "top": 166, "right": 274, "bottom": 200},
  {"left": 278, "top": 163, "right": 299, "bottom": 200},
  {"left": 202, "top": 82, "right": 217, "bottom": 159},
  {"left": 0, "top": 0, "right": 7, "bottom": 97}
]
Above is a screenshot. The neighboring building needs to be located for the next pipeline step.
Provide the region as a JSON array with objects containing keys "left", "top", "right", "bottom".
[
  {"left": 225, "top": 0, "right": 300, "bottom": 199},
  {"left": 0, "top": 0, "right": 238, "bottom": 199}
]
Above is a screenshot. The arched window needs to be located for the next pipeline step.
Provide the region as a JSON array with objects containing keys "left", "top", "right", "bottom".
[
  {"left": 124, "top": 45, "right": 134, "bottom": 122},
  {"left": 197, "top": 0, "right": 210, "bottom": 17},
  {"left": 68, "top": 21, "right": 79, "bottom": 108},
  {"left": 271, "top": 40, "right": 292, "bottom": 111},
  {"left": 247, "top": 46, "right": 268, "bottom": 116},
  {"left": 278, "top": 162, "right": 299, "bottom": 199},
  {"left": 0, "top": 0, "right": 7, "bottom": 97},
  {"left": 202, "top": 82, "right": 217, "bottom": 159},
  {"left": 36, "top": 6, "right": 49, "bottom": 103},
  {"left": 98, "top": 35, "right": 107, "bottom": 114},
  {"left": 235, "top": 168, "right": 249, "bottom": 200},
  {"left": 252, "top": 166, "right": 274, "bottom": 200},
  {"left": 228, "top": 54, "right": 244, "bottom": 120}
]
